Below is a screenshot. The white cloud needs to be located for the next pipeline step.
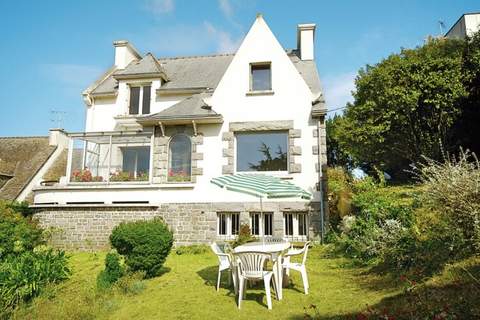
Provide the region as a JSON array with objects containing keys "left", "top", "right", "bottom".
[
  {"left": 40, "top": 64, "right": 102, "bottom": 89},
  {"left": 204, "top": 21, "right": 242, "bottom": 53},
  {"left": 145, "top": 0, "right": 174, "bottom": 14},
  {"left": 218, "top": 0, "right": 234, "bottom": 19},
  {"left": 322, "top": 72, "right": 357, "bottom": 113},
  {"left": 142, "top": 21, "right": 242, "bottom": 56}
]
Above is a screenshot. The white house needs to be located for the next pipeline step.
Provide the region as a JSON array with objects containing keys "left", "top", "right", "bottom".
[
  {"left": 446, "top": 12, "right": 480, "bottom": 39},
  {"left": 32, "top": 15, "right": 328, "bottom": 249}
]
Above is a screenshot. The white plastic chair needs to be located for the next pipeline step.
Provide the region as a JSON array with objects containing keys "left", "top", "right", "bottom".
[
  {"left": 234, "top": 251, "right": 275, "bottom": 310},
  {"left": 210, "top": 242, "right": 236, "bottom": 292},
  {"left": 282, "top": 241, "right": 310, "bottom": 294}
]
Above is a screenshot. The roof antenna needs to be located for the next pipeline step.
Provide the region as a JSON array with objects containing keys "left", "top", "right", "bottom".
[
  {"left": 439, "top": 20, "right": 446, "bottom": 36},
  {"left": 50, "top": 109, "right": 67, "bottom": 129}
]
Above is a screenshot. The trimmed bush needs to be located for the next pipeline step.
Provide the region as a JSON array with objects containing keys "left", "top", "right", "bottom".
[
  {"left": 110, "top": 219, "right": 173, "bottom": 278},
  {"left": 232, "top": 224, "right": 255, "bottom": 248},
  {"left": 97, "top": 251, "right": 125, "bottom": 289}
]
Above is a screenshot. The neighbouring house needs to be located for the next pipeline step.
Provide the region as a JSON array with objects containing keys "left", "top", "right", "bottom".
[
  {"left": 445, "top": 12, "right": 480, "bottom": 39},
  {"left": 32, "top": 15, "right": 328, "bottom": 249},
  {"left": 0, "top": 136, "right": 67, "bottom": 203}
]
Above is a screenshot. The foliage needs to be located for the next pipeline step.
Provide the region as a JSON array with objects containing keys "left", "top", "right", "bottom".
[
  {"left": 5, "top": 201, "right": 33, "bottom": 217},
  {"left": 327, "top": 167, "right": 353, "bottom": 229},
  {"left": 232, "top": 223, "right": 255, "bottom": 248},
  {"left": 71, "top": 169, "right": 103, "bottom": 182},
  {"left": 115, "top": 272, "right": 146, "bottom": 295},
  {"left": 110, "top": 171, "right": 149, "bottom": 182},
  {"left": 326, "top": 115, "right": 352, "bottom": 168},
  {"left": 0, "top": 201, "right": 43, "bottom": 260},
  {"left": 332, "top": 37, "right": 467, "bottom": 179},
  {"left": 97, "top": 251, "right": 125, "bottom": 289},
  {"left": 110, "top": 219, "right": 173, "bottom": 278},
  {"left": 0, "top": 248, "right": 70, "bottom": 314},
  {"left": 167, "top": 169, "right": 191, "bottom": 182},
  {"left": 175, "top": 244, "right": 209, "bottom": 255},
  {"left": 415, "top": 149, "right": 480, "bottom": 252}
]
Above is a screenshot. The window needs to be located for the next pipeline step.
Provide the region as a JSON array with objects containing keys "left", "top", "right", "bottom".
[
  {"left": 168, "top": 135, "right": 191, "bottom": 182},
  {"left": 250, "top": 63, "right": 271, "bottom": 91},
  {"left": 284, "top": 212, "right": 309, "bottom": 238},
  {"left": 217, "top": 213, "right": 240, "bottom": 237},
  {"left": 129, "top": 85, "right": 151, "bottom": 115},
  {"left": 236, "top": 132, "right": 288, "bottom": 172},
  {"left": 121, "top": 146, "right": 150, "bottom": 180},
  {"left": 250, "top": 212, "right": 273, "bottom": 236}
]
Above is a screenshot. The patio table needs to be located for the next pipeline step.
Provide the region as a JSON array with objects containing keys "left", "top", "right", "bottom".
[{"left": 233, "top": 241, "right": 290, "bottom": 300}]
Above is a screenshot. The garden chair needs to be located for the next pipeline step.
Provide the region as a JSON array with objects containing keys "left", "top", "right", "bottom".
[
  {"left": 234, "top": 251, "right": 275, "bottom": 310},
  {"left": 282, "top": 241, "right": 310, "bottom": 294},
  {"left": 210, "top": 242, "right": 236, "bottom": 292}
]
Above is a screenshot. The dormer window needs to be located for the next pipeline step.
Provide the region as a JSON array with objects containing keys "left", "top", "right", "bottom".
[
  {"left": 250, "top": 62, "right": 271, "bottom": 91},
  {"left": 129, "top": 85, "right": 151, "bottom": 115}
]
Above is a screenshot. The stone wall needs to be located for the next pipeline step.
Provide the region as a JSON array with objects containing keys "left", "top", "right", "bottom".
[{"left": 33, "top": 201, "right": 321, "bottom": 250}]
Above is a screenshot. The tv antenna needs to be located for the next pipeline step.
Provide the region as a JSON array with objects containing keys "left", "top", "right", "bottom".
[
  {"left": 50, "top": 109, "right": 67, "bottom": 129},
  {"left": 438, "top": 20, "right": 446, "bottom": 36}
]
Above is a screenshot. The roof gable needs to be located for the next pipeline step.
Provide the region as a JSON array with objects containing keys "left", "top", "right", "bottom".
[{"left": 114, "top": 53, "right": 167, "bottom": 80}]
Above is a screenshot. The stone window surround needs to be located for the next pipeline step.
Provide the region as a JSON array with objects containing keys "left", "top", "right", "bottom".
[
  {"left": 221, "top": 120, "right": 302, "bottom": 174},
  {"left": 152, "top": 125, "right": 204, "bottom": 184}
]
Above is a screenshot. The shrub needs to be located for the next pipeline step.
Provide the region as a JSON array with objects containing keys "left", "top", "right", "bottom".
[
  {"left": 415, "top": 150, "right": 480, "bottom": 252},
  {"left": 0, "top": 249, "right": 70, "bottom": 312},
  {"left": 327, "top": 167, "right": 353, "bottom": 228},
  {"left": 110, "top": 219, "right": 173, "bottom": 278},
  {"left": 0, "top": 202, "right": 43, "bottom": 259},
  {"left": 232, "top": 224, "right": 255, "bottom": 248},
  {"left": 97, "top": 251, "right": 125, "bottom": 289},
  {"left": 175, "top": 244, "right": 209, "bottom": 255}
]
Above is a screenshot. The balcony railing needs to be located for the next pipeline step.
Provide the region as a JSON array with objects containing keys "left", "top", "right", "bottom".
[{"left": 66, "top": 131, "right": 154, "bottom": 184}]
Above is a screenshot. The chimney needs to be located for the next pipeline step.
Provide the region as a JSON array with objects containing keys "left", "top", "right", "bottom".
[
  {"left": 113, "top": 40, "right": 141, "bottom": 69},
  {"left": 297, "top": 24, "right": 316, "bottom": 60}
]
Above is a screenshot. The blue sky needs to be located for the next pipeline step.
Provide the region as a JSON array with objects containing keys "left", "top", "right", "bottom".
[{"left": 0, "top": 0, "right": 478, "bottom": 136}]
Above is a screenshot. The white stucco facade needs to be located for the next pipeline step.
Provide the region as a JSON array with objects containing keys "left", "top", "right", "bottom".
[{"left": 33, "top": 15, "right": 328, "bottom": 244}]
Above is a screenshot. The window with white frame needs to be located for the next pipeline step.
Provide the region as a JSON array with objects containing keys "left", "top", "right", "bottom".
[
  {"left": 217, "top": 212, "right": 240, "bottom": 238},
  {"left": 250, "top": 212, "right": 273, "bottom": 236},
  {"left": 284, "top": 212, "right": 309, "bottom": 238},
  {"left": 236, "top": 131, "right": 288, "bottom": 172},
  {"left": 129, "top": 85, "right": 151, "bottom": 115}
]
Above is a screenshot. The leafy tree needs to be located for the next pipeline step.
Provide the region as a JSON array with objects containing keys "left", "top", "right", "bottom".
[
  {"left": 450, "top": 31, "right": 480, "bottom": 155},
  {"left": 335, "top": 38, "right": 467, "bottom": 179},
  {"left": 326, "top": 115, "right": 352, "bottom": 168}
]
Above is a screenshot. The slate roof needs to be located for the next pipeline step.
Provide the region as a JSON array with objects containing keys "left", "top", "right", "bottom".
[
  {"left": 0, "top": 137, "right": 56, "bottom": 201},
  {"left": 114, "top": 53, "right": 168, "bottom": 80},
  {"left": 89, "top": 51, "right": 324, "bottom": 110},
  {"left": 137, "top": 92, "right": 221, "bottom": 122}
]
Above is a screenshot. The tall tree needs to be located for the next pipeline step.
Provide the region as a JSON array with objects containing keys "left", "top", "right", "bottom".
[
  {"left": 326, "top": 115, "right": 352, "bottom": 168},
  {"left": 335, "top": 38, "right": 467, "bottom": 179}
]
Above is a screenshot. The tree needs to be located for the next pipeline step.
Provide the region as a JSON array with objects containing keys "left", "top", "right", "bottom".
[
  {"left": 450, "top": 31, "right": 480, "bottom": 155},
  {"left": 335, "top": 38, "right": 467, "bottom": 179},
  {"left": 326, "top": 115, "right": 352, "bottom": 168}
]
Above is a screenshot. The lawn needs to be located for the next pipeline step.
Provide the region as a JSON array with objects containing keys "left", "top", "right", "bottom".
[
  {"left": 12, "top": 246, "right": 404, "bottom": 320},
  {"left": 13, "top": 246, "right": 480, "bottom": 319}
]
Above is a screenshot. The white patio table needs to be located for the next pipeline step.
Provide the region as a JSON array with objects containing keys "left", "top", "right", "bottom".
[{"left": 233, "top": 241, "right": 290, "bottom": 300}]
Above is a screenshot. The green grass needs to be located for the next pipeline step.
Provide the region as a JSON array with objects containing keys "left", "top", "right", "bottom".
[{"left": 12, "top": 247, "right": 480, "bottom": 319}]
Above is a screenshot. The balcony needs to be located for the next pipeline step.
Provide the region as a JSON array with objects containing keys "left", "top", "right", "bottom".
[{"left": 66, "top": 131, "right": 153, "bottom": 184}]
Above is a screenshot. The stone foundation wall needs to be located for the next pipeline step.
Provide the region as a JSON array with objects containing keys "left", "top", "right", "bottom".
[{"left": 34, "top": 201, "right": 322, "bottom": 250}]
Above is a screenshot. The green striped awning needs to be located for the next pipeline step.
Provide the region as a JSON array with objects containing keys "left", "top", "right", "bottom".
[{"left": 211, "top": 174, "right": 312, "bottom": 200}]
